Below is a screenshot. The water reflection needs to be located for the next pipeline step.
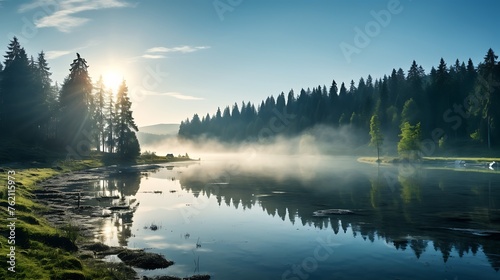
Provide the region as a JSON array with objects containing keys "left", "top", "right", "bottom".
[
  {"left": 93, "top": 158, "right": 500, "bottom": 278},
  {"left": 88, "top": 171, "right": 142, "bottom": 246},
  {"left": 177, "top": 159, "right": 500, "bottom": 271}
]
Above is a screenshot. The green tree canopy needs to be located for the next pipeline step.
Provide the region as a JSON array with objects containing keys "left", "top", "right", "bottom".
[
  {"left": 369, "top": 114, "right": 384, "bottom": 161},
  {"left": 398, "top": 122, "right": 421, "bottom": 159}
]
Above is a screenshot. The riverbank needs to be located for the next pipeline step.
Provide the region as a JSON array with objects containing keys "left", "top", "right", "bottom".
[
  {"left": 0, "top": 156, "right": 204, "bottom": 280},
  {"left": 359, "top": 156, "right": 500, "bottom": 163},
  {"left": 358, "top": 156, "right": 500, "bottom": 172}
]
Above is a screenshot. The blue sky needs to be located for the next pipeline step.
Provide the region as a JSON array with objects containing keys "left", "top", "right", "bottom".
[{"left": 1, "top": 0, "right": 499, "bottom": 126}]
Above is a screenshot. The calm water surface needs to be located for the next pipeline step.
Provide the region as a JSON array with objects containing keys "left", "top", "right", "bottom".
[{"left": 88, "top": 156, "right": 500, "bottom": 280}]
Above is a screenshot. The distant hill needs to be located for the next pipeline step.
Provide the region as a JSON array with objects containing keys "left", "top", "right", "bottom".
[
  {"left": 137, "top": 123, "right": 179, "bottom": 147},
  {"left": 138, "top": 123, "right": 179, "bottom": 135}
]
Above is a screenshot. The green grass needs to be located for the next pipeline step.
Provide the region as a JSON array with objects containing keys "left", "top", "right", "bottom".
[
  {"left": 136, "top": 154, "right": 197, "bottom": 165},
  {"left": 359, "top": 156, "right": 500, "bottom": 174},
  {"left": 423, "top": 156, "right": 500, "bottom": 162},
  {"left": 360, "top": 156, "right": 500, "bottom": 164},
  {"left": 0, "top": 164, "right": 92, "bottom": 279}
]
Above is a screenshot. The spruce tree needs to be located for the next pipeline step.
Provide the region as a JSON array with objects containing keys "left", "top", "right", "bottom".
[
  {"left": 376, "top": 77, "right": 389, "bottom": 131},
  {"left": 34, "top": 51, "right": 56, "bottom": 141},
  {"left": 1, "top": 37, "right": 34, "bottom": 142},
  {"left": 59, "top": 53, "right": 93, "bottom": 152},
  {"left": 105, "top": 88, "right": 115, "bottom": 153},
  {"left": 369, "top": 114, "right": 384, "bottom": 162},
  {"left": 94, "top": 76, "right": 106, "bottom": 152},
  {"left": 115, "top": 80, "right": 140, "bottom": 159},
  {"left": 476, "top": 49, "right": 500, "bottom": 148}
]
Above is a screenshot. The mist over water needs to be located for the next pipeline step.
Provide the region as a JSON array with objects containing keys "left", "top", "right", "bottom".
[
  {"left": 140, "top": 129, "right": 374, "bottom": 190},
  {"left": 140, "top": 125, "right": 372, "bottom": 162},
  {"left": 108, "top": 126, "right": 500, "bottom": 279},
  {"left": 80, "top": 149, "right": 500, "bottom": 279}
]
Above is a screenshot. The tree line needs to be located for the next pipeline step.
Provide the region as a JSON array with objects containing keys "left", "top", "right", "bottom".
[
  {"left": 0, "top": 37, "right": 140, "bottom": 160},
  {"left": 179, "top": 48, "right": 500, "bottom": 157}
]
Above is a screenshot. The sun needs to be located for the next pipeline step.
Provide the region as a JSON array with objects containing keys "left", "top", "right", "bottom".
[{"left": 102, "top": 71, "right": 123, "bottom": 94}]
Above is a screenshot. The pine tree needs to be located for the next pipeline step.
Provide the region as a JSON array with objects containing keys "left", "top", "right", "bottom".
[
  {"left": 327, "top": 80, "right": 339, "bottom": 125},
  {"left": 407, "top": 60, "right": 425, "bottom": 109},
  {"left": 105, "top": 88, "right": 116, "bottom": 153},
  {"left": 178, "top": 118, "right": 190, "bottom": 139},
  {"left": 3, "top": 37, "right": 21, "bottom": 68},
  {"left": 481, "top": 49, "right": 499, "bottom": 148},
  {"left": 34, "top": 51, "right": 56, "bottom": 141},
  {"left": 376, "top": 77, "right": 389, "bottom": 131},
  {"left": 1, "top": 37, "right": 34, "bottom": 141},
  {"left": 469, "top": 49, "right": 500, "bottom": 148},
  {"left": 115, "top": 80, "right": 140, "bottom": 159},
  {"left": 94, "top": 76, "right": 106, "bottom": 152},
  {"left": 369, "top": 114, "right": 384, "bottom": 162},
  {"left": 59, "top": 53, "right": 93, "bottom": 151},
  {"left": 286, "top": 89, "right": 296, "bottom": 118},
  {"left": 338, "top": 82, "right": 348, "bottom": 125},
  {"left": 27, "top": 54, "right": 45, "bottom": 141}
]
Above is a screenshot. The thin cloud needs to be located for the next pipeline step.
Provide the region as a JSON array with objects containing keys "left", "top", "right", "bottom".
[
  {"left": 44, "top": 41, "right": 99, "bottom": 60},
  {"left": 145, "top": 91, "right": 204, "bottom": 100},
  {"left": 141, "top": 54, "right": 166, "bottom": 59},
  {"left": 146, "top": 46, "right": 211, "bottom": 54},
  {"left": 167, "top": 92, "right": 205, "bottom": 100},
  {"left": 18, "top": 0, "right": 133, "bottom": 33},
  {"left": 45, "top": 50, "right": 72, "bottom": 59}
]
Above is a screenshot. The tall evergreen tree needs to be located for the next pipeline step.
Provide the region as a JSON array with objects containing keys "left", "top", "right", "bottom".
[
  {"left": 327, "top": 80, "right": 339, "bottom": 125},
  {"left": 1, "top": 37, "right": 35, "bottom": 141},
  {"left": 115, "top": 80, "right": 140, "bottom": 159},
  {"left": 369, "top": 114, "right": 384, "bottom": 162},
  {"left": 475, "top": 49, "right": 500, "bottom": 147},
  {"left": 59, "top": 53, "right": 93, "bottom": 151},
  {"left": 34, "top": 51, "right": 56, "bottom": 141},
  {"left": 105, "top": 87, "right": 116, "bottom": 153},
  {"left": 94, "top": 76, "right": 106, "bottom": 152},
  {"left": 338, "top": 82, "right": 348, "bottom": 125},
  {"left": 376, "top": 77, "right": 389, "bottom": 131}
]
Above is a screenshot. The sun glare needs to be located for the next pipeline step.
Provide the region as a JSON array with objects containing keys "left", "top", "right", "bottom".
[{"left": 102, "top": 71, "right": 123, "bottom": 94}]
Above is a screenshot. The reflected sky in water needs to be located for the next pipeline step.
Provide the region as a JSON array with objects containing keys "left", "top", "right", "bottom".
[{"left": 90, "top": 157, "right": 500, "bottom": 280}]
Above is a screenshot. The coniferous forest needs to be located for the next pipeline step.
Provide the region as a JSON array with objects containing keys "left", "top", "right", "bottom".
[
  {"left": 179, "top": 48, "right": 500, "bottom": 157},
  {"left": 0, "top": 37, "right": 140, "bottom": 161}
]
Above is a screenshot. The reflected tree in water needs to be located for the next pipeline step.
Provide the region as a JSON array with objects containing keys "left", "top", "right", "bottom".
[{"left": 176, "top": 163, "right": 500, "bottom": 271}]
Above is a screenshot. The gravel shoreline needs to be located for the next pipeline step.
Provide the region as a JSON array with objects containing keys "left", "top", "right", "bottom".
[{"left": 34, "top": 164, "right": 210, "bottom": 279}]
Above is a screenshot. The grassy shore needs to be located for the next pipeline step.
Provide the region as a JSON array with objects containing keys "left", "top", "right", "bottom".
[
  {"left": 359, "top": 156, "right": 500, "bottom": 163},
  {"left": 358, "top": 156, "right": 500, "bottom": 176},
  {"left": 0, "top": 154, "right": 192, "bottom": 280}
]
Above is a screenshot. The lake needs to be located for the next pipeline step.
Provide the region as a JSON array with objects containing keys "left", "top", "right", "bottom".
[{"left": 87, "top": 156, "right": 500, "bottom": 280}]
